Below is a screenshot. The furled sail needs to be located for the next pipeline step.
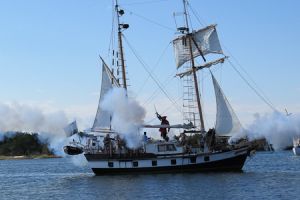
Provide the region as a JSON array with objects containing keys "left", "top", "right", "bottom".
[
  {"left": 175, "top": 56, "right": 229, "bottom": 78},
  {"left": 92, "top": 57, "right": 120, "bottom": 131},
  {"left": 173, "top": 24, "right": 223, "bottom": 69},
  {"left": 211, "top": 72, "right": 242, "bottom": 137}
]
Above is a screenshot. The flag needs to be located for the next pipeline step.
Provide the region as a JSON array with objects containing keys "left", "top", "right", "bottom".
[{"left": 64, "top": 120, "right": 78, "bottom": 137}]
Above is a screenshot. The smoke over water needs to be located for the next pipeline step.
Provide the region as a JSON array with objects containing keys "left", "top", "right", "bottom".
[
  {"left": 230, "top": 111, "right": 300, "bottom": 150},
  {"left": 100, "top": 87, "right": 146, "bottom": 148},
  {"left": 0, "top": 102, "right": 71, "bottom": 156}
]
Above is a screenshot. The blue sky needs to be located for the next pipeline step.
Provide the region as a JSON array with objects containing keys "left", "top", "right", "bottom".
[{"left": 0, "top": 0, "right": 299, "bottom": 133}]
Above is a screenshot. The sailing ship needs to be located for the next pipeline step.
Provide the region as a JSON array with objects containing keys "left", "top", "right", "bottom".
[{"left": 63, "top": 0, "right": 261, "bottom": 175}]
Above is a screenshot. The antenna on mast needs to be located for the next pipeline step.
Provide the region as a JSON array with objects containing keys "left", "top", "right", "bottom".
[{"left": 173, "top": 0, "right": 190, "bottom": 34}]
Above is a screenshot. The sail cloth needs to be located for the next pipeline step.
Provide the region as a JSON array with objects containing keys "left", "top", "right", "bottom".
[
  {"left": 64, "top": 120, "right": 78, "bottom": 137},
  {"left": 92, "top": 57, "right": 120, "bottom": 131},
  {"left": 211, "top": 72, "right": 242, "bottom": 137},
  {"left": 175, "top": 56, "right": 229, "bottom": 78},
  {"left": 173, "top": 24, "right": 223, "bottom": 69}
]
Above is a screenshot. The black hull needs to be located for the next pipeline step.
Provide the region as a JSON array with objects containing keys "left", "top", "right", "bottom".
[
  {"left": 64, "top": 145, "right": 83, "bottom": 155},
  {"left": 87, "top": 153, "right": 249, "bottom": 175}
]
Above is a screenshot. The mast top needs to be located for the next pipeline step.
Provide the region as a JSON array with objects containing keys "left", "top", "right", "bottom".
[{"left": 115, "top": 0, "right": 129, "bottom": 90}]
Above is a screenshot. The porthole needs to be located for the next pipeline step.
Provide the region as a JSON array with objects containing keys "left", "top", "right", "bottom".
[
  {"left": 152, "top": 160, "right": 157, "bottom": 166},
  {"left": 171, "top": 159, "right": 176, "bottom": 165},
  {"left": 108, "top": 162, "right": 114, "bottom": 167},
  {"left": 133, "top": 161, "right": 138, "bottom": 167}
]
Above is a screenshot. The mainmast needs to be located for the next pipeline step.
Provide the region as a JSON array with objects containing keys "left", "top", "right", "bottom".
[
  {"left": 182, "top": 0, "right": 205, "bottom": 132},
  {"left": 115, "top": 1, "right": 129, "bottom": 90}
]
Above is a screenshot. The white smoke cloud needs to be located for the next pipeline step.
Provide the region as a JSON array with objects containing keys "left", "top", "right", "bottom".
[
  {"left": 0, "top": 131, "right": 17, "bottom": 142},
  {"left": 100, "top": 87, "right": 146, "bottom": 148},
  {"left": 0, "top": 102, "right": 72, "bottom": 156},
  {"left": 70, "top": 153, "right": 89, "bottom": 167},
  {"left": 0, "top": 102, "right": 68, "bottom": 133},
  {"left": 230, "top": 111, "right": 300, "bottom": 150}
]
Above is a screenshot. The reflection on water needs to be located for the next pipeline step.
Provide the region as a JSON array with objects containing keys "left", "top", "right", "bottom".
[{"left": 1, "top": 151, "right": 300, "bottom": 200}]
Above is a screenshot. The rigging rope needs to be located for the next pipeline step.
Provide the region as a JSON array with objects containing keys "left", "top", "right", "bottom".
[
  {"left": 120, "top": 0, "right": 168, "bottom": 6},
  {"left": 146, "top": 94, "right": 185, "bottom": 124},
  {"left": 120, "top": 7, "right": 176, "bottom": 32},
  {"left": 122, "top": 36, "right": 192, "bottom": 123},
  {"left": 136, "top": 43, "right": 171, "bottom": 98},
  {"left": 221, "top": 46, "right": 278, "bottom": 111},
  {"left": 186, "top": 1, "right": 277, "bottom": 112},
  {"left": 186, "top": 2, "right": 205, "bottom": 28},
  {"left": 143, "top": 69, "right": 177, "bottom": 108},
  {"left": 227, "top": 58, "right": 277, "bottom": 111}
]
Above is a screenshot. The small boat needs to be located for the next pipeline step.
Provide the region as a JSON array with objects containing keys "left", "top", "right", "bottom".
[
  {"left": 292, "top": 139, "right": 300, "bottom": 155},
  {"left": 63, "top": 145, "right": 83, "bottom": 155},
  {"left": 63, "top": 0, "right": 263, "bottom": 175}
]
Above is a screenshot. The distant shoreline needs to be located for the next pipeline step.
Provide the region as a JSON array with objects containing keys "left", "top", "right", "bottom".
[{"left": 0, "top": 155, "right": 62, "bottom": 160}]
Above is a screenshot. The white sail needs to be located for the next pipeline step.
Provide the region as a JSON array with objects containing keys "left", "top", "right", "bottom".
[
  {"left": 92, "top": 58, "right": 120, "bottom": 131},
  {"left": 64, "top": 120, "right": 78, "bottom": 137},
  {"left": 211, "top": 72, "right": 242, "bottom": 137},
  {"left": 176, "top": 56, "right": 229, "bottom": 78},
  {"left": 173, "top": 24, "right": 223, "bottom": 69}
]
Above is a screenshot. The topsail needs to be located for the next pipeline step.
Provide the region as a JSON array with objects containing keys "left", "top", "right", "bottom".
[{"left": 173, "top": 24, "right": 223, "bottom": 69}]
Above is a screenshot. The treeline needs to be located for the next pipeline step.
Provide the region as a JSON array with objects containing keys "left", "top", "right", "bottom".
[{"left": 0, "top": 132, "right": 54, "bottom": 156}]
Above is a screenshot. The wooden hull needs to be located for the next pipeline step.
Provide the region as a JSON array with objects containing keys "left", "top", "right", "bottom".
[{"left": 84, "top": 147, "right": 250, "bottom": 175}]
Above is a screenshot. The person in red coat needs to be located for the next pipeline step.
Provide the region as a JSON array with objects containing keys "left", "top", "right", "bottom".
[{"left": 156, "top": 113, "right": 170, "bottom": 141}]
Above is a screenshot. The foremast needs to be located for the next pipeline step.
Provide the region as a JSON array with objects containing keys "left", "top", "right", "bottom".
[
  {"left": 92, "top": 1, "right": 129, "bottom": 132},
  {"left": 115, "top": 0, "right": 128, "bottom": 90}
]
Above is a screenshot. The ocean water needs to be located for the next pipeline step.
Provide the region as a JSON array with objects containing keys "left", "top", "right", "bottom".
[{"left": 1, "top": 151, "right": 300, "bottom": 200}]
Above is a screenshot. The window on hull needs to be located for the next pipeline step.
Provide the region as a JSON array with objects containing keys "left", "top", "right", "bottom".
[
  {"left": 152, "top": 160, "right": 157, "bottom": 166},
  {"left": 171, "top": 159, "right": 176, "bottom": 165},
  {"left": 158, "top": 144, "right": 176, "bottom": 152},
  {"left": 204, "top": 156, "right": 210, "bottom": 162},
  {"left": 108, "top": 162, "right": 114, "bottom": 167},
  {"left": 190, "top": 157, "right": 196, "bottom": 163}
]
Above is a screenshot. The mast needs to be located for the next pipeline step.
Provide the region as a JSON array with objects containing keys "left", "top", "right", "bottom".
[
  {"left": 188, "top": 37, "right": 205, "bottom": 132},
  {"left": 115, "top": 1, "right": 128, "bottom": 90},
  {"left": 182, "top": 0, "right": 205, "bottom": 132}
]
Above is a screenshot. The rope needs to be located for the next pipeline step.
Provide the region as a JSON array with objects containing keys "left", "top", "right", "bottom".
[
  {"left": 120, "top": 7, "right": 176, "bottom": 32},
  {"left": 120, "top": 0, "right": 168, "bottom": 6},
  {"left": 187, "top": 0, "right": 277, "bottom": 112},
  {"left": 186, "top": 0, "right": 277, "bottom": 112},
  {"left": 122, "top": 36, "right": 191, "bottom": 123},
  {"left": 186, "top": 1, "right": 205, "bottom": 28},
  {"left": 222, "top": 46, "right": 278, "bottom": 111},
  {"left": 227, "top": 58, "right": 277, "bottom": 111},
  {"left": 143, "top": 69, "right": 176, "bottom": 107},
  {"left": 146, "top": 94, "right": 184, "bottom": 124},
  {"left": 136, "top": 43, "right": 171, "bottom": 98}
]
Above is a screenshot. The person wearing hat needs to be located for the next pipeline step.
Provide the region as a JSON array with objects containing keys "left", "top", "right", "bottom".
[{"left": 156, "top": 113, "right": 170, "bottom": 141}]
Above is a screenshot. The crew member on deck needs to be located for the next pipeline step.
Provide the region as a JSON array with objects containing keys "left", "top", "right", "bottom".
[
  {"left": 103, "top": 134, "right": 111, "bottom": 153},
  {"left": 143, "top": 132, "right": 148, "bottom": 143},
  {"left": 156, "top": 113, "right": 170, "bottom": 141}
]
